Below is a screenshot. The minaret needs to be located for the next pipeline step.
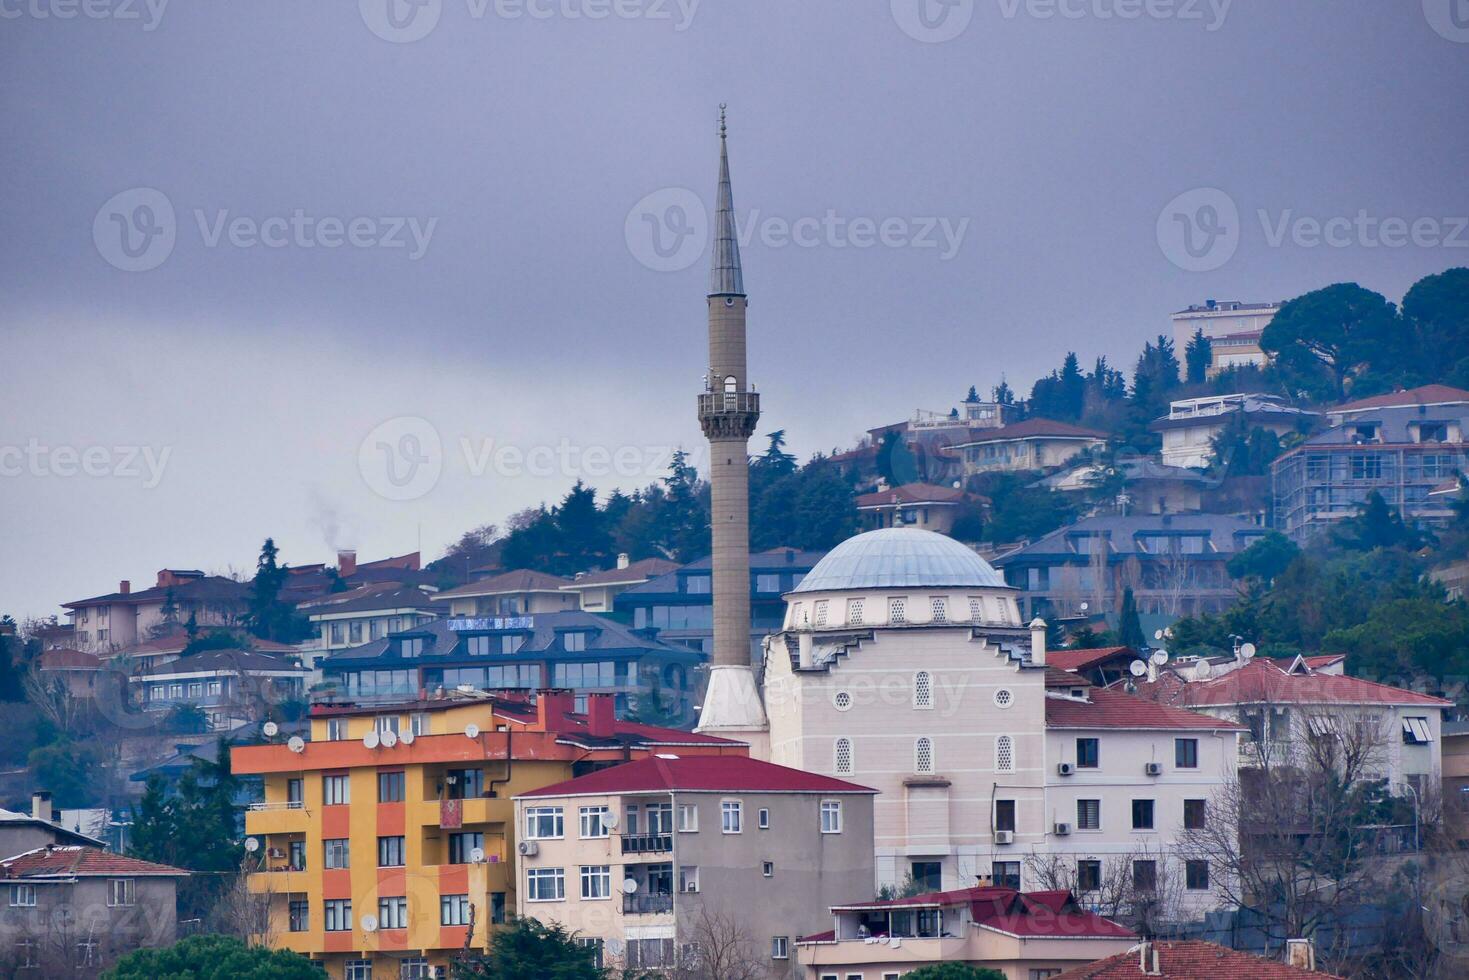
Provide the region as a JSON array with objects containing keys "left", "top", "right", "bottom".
[{"left": 694, "top": 106, "right": 769, "bottom": 748}]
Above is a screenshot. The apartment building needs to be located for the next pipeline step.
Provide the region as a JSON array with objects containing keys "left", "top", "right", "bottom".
[
  {"left": 1273, "top": 384, "right": 1469, "bottom": 542},
  {"left": 796, "top": 885, "right": 1136, "bottom": 980},
  {"left": 231, "top": 691, "right": 746, "bottom": 979},
  {"left": 855, "top": 482, "right": 973, "bottom": 534},
  {"left": 134, "top": 649, "right": 309, "bottom": 731},
  {"left": 432, "top": 570, "right": 578, "bottom": 617},
  {"left": 558, "top": 556, "right": 679, "bottom": 614},
  {"left": 1170, "top": 301, "right": 1281, "bottom": 376},
  {"left": 63, "top": 570, "right": 248, "bottom": 655},
  {"left": 1150, "top": 394, "right": 1317, "bottom": 470},
  {"left": 513, "top": 755, "right": 875, "bottom": 977},
  {"left": 298, "top": 584, "right": 441, "bottom": 671},
  {"left": 950, "top": 419, "right": 1108, "bottom": 477}
]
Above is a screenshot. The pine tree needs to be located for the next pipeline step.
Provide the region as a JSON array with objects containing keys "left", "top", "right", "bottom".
[
  {"left": 1118, "top": 588, "right": 1145, "bottom": 650},
  {"left": 1185, "top": 328, "right": 1213, "bottom": 384}
]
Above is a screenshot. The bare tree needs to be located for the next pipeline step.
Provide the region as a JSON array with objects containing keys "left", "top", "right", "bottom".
[
  {"left": 206, "top": 862, "right": 275, "bottom": 945},
  {"left": 1023, "top": 844, "right": 1185, "bottom": 935},
  {"left": 24, "top": 667, "right": 88, "bottom": 732},
  {"left": 665, "top": 903, "right": 769, "bottom": 980}
]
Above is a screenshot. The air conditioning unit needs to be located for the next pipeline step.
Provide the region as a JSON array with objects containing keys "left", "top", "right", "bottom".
[
  {"left": 1057, "top": 762, "right": 1075, "bottom": 776},
  {"left": 1054, "top": 822, "right": 1072, "bottom": 836},
  {"left": 1145, "top": 762, "right": 1163, "bottom": 776},
  {"left": 994, "top": 830, "right": 1014, "bottom": 845},
  {"left": 517, "top": 841, "right": 539, "bottom": 857}
]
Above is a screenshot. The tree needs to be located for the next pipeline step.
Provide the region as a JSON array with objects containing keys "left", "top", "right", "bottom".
[
  {"left": 992, "top": 379, "right": 1015, "bottom": 405},
  {"left": 902, "top": 964, "right": 1005, "bottom": 980},
  {"left": 27, "top": 738, "right": 101, "bottom": 808},
  {"left": 104, "top": 934, "right": 321, "bottom": 979},
  {"left": 1331, "top": 491, "right": 1424, "bottom": 552},
  {"left": 978, "top": 476, "right": 1076, "bottom": 544},
  {"left": 1116, "top": 587, "right": 1145, "bottom": 650},
  {"left": 1184, "top": 327, "right": 1212, "bottom": 384},
  {"left": 1260, "top": 282, "right": 1400, "bottom": 400},
  {"left": 0, "top": 616, "right": 26, "bottom": 701},
  {"left": 245, "top": 538, "right": 310, "bottom": 643},
  {"left": 793, "top": 463, "right": 859, "bottom": 550},
  {"left": 663, "top": 903, "right": 770, "bottom": 980},
  {"left": 1226, "top": 531, "right": 1299, "bottom": 588},
  {"left": 451, "top": 917, "right": 601, "bottom": 980},
  {"left": 1402, "top": 267, "right": 1469, "bottom": 387}
]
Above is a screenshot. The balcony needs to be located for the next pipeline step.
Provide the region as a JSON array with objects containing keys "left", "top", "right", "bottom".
[
  {"left": 244, "top": 802, "right": 307, "bottom": 836},
  {"left": 623, "top": 893, "right": 674, "bottom": 915},
  {"left": 246, "top": 868, "right": 311, "bottom": 894},
  {"left": 620, "top": 834, "right": 674, "bottom": 855}
]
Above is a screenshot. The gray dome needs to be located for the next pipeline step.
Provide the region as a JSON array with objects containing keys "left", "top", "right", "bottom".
[{"left": 792, "top": 528, "right": 1006, "bottom": 594}]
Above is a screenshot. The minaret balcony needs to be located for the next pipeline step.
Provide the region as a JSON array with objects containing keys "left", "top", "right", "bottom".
[{"left": 698, "top": 392, "right": 761, "bottom": 440}]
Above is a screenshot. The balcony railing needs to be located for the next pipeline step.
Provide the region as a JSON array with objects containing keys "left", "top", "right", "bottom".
[
  {"left": 623, "top": 893, "right": 674, "bottom": 915},
  {"left": 620, "top": 834, "right": 674, "bottom": 855},
  {"left": 697, "top": 392, "right": 760, "bottom": 417},
  {"left": 247, "top": 801, "right": 305, "bottom": 812}
]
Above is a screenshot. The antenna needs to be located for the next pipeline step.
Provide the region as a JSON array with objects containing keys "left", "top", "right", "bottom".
[
  {"left": 1150, "top": 650, "right": 1169, "bottom": 667},
  {"left": 287, "top": 736, "right": 306, "bottom": 754},
  {"left": 244, "top": 837, "right": 259, "bottom": 853},
  {"left": 1194, "top": 659, "right": 1212, "bottom": 679},
  {"left": 1240, "top": 642, "right": 1257, "bottom": 661},
  {"left": 1129, "top": 660, "right": 1148, "bottom": 678},
  {"left": 262, "top": 721, "right": 279, "bottom": 738},
  {"left": 602, "top": 811, "right": 620, "bottom": 830}
]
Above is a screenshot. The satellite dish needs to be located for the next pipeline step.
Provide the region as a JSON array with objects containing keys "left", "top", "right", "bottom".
[
  {"left": 622, "top": 878, "right": 639, "bottom": 894},
  {"left": 400, "top": 731, "right": 415, "bottom": 746},
  {"left": 381, "top": 730, "right": 399, "bottom": 748},
  {"left": 470, "top": 847, "right": 486, "bottom": 863},
  {"left": 361, "top": 914, "right": 378, "bottom": 933},
  {"left": 363, "top": 731, "right": 380, "bottom": 750},
  {"left": 1154, "top": 629, "right": 1165, "bottom": 641},
  {"left": 287, "top": 736, "right": 306, "bottom": 754},
  {"left": 1150, "top": 650, "right": 1169, "bottom": 666},
  {"left": 262, "top": 721, "right": 279, "bottom": 738},
  {"left": 602, "top": 811, "right": 620, "bottom": 830},
  {"left": 244, "top": 837, "right": 260, "bottom": 853},
  {"left": 1194, "top": 660, "right": 1212, "bottom": 679},
  {"left": 465, "top": 724, "right": 481, "bottom": 739},
  {"left": 1240, "top": 642, "right": 1257, "bottom": 660},
  {"left": 1129, "top": 660, "right": 1148, "bottom": 678}
]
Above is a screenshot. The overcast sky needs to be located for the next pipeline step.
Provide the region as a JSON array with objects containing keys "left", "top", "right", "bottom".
[{"left": 3, "top": 0, "right": 1467, "bottom": 620}]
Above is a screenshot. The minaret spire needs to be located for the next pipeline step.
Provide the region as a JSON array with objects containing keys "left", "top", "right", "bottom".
[{"left": 709, "top": 103, "right": 745, "bottom": 298}]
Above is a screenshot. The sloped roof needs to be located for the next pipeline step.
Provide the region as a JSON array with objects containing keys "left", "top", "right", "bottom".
[
  {"left": 298, "top": 583, "right": 439, "bottom": 615},
  {"left": 518, "top": 755, "right": 876, "bottom": 798},
  {"left": 1046, "top": 687, "right": 1246, "bottom": 731},
  {"left": 1047, "top": 647, "right": 1137, "bottom": 673},
  {"left": 562, "top": 558, "right": 680, "bottom": 589},
  {"left": 140, "top": 649, "right": 306, "bottom": 678},
  {"left": 65, "top": 575, "right": 248, "bottom": 610},
  {"left": 0, "top": 812, "right": 103, "bottom": 847},
  {"left": 0, "top": 845, "right": 188, "bottom": 879},
  {"left": 433, "top": 569, "right": 573, "bottom": 600},
  {"left": 951, "top": 417, "right": 1109, "bottom": 447},
  {"left": 997, "top": 514, "right": 1263, "bottom": 562},
  {"left": 1051, "top": 939, "right": 1341, "bottom": 979},
  {"left": 1334, "top": 384, "right": 1469, "bottom": 414},
  {"left": 855, "top": 483, "right": 968, "bottom": 508},
  {"left": 1131, "top": 658, "right": 1452, "bottom": 709}
]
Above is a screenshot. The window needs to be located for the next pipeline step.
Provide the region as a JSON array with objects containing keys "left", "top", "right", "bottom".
[
  {"left": 400, "top": 959, "right": 430, "bottom": 980},
  {"left": 401, "top": 637, "right": 424, "bottom": 658},
  {"left": 835, "top": 738, "right": 853, "bottom": 774},
  {"left": 756, "top": 573, "right": 782, "bottom": 593},
  {"left": 758, "top": 808, "right": 770, "bottom": 830},
  {"left": 1175, "top": 738, "right": 1199, "bottom": 769},
  {"left": 968, "top": 596, "right": 984, "bottom": 621},
  {"left": 323, "top": 774, "right": 350, "bottom": 805},
  {"left": 1077, "top": 859, "right": 1101, "bottom": 892},
  {"left": 169, "top": 683, "right": 183, "bottom": 699},
  {"left": 580, "top": 806, "right": 611, "bottom": 838},
  {"left": 288, "top": 897, "right": 308, "bottom": 932},
  {"left": 1132, "top": 860, "right": 1157, "bottom": 893},
  {"left": 580, "top": 865, "right": 612, "bottom": 900},
  {"left": 9, "top": 884, "right": 35, "bottom": 907},
  {"left": 847, "top": 598, "right": 864, "bottom": 625},
  {"left": 410, "top": 713, "right": 429, "bottom": 736},
  {"left": 1132, "top": 799, "right": 1155, "bottom": 831},
  {"left": 915, "top": 737, "right": 934, "bottom": 774},
  {"left": 1076, "top": 737, "right": 1099, "bottom": 769},
  {"left": 994, "top": 799, "right": 1016, "bottom": 833},
  {"left": 378, "top": 836, "right": 405, "bottom": 867},
  {"left": 1184, "top": 799, "right": 1207, "bottom": 830},
  {"left": 379, "top": 895, "right": 408, "bottom": 929},
  {"left": 447, "top": 768, "right": 484, "bottom": 799},
  {"left": 833, "top": 690, "right": 852, "bottom": 711},
  {"left": 576, "top": 938, "right": 605, "bottom": 970},
  {"left": 685, "top": 574, "right": 711, "bottom": 594},
  {"left": 646, "top": 802, "right": 673, "bottom": 835},
  {"left": 378, "top": 771, "right": 405, "bottom": 803},
  {"left": 1186, "top": 859, "right": 1210, "bottom": 890},
  {"left": 448, "top": 832, "right": 485, "bottom": 864},
  {"left": 624, "top": 805, "right": 640, "bottom": 835},
  {"left": 677, "top": 804, "right": 698, "bottom": 832},
  {"left": 813, "top": 600, "right": 829, "bottom": 627},
  {"left": 350, "top": 621, "right": 364, "bottom": 644},
  {"left": 680, "top": 865, "right": 700, "bottom": 893},
  {"left": 762, "top": 862, "right": 774, "bottom": 877},
  {"left": 491, "top": 892, "right": 506, "bottom": 924},
  {"left": 525, "top": 807, "right": 564, "bottom": 839},
  {"left": 911, "top": 861, "right": 942, "bottom": 891},
  {"left": 913, "top": 670, "right": 933, "bottom": 709},
  {"left": 563, "top": 632, "right": 587, "bottom": 652},
  {"left": 525, "top": 869, "right": 565, "bottom": 902},
  {"left": 288, "top": 840, "right": 306, "bottom": 871},
  {"left": 442, "top": 892, "right": 475, "bottom": 924},
  {"left": 722, "top": 801, "right": 743, "bottom": 833},
  {"left": 1077, "top": 799, "right": 1101, "bottom": 830},
  {"left": 324, "top": 899, "right": 352, "bottom": 931},
  {"left": 930, "top": 596, "right": 947, "bottom": 622},
  {"left": 500, "top": 634, "right": 525, "bottom": 655},
  {"left": 889, "top": 597, "right": 907, "bottom": 624},
  {"left": 993, "top": 688, "right": 1014, "bottom": 709},
  {"left": 330, "top": 622, "right": 345, "bottom": 645},
  {"left": 995, "top": 734, "right": 1014, "bottom": 772},
  {"left": 107, "top": 878, "right": 135, "bottom": 907},
  {"left": 326, "top": 718, "right": 346, "bottom": 741},
  {"left": 771, "top": 936, "right": 789, "bottom": 959},
  {"left": 324, "top": 838, "right": 350, "bottom": 869},
  {"left": 1404, "top": 716, "right": 1433, "bottom": 745},
  {"left": 992, "top": 861, "right": 1021, "bottom": 889},
  {"left": 821, "top": 800, "right": 843, "bottom": 834},
  {"left": 188, "top": 682, "right": 202, "bottom": 698},
  {"left": 345, "top": 961, "right": 372, "bottom": 980},
  {"left": 287, "top": 778, "right": 304, "bottom": 807}
]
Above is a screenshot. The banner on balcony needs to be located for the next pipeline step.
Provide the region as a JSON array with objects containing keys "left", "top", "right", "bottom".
[{"left": 441, "top": 798, "right": 463, "bottom": 829}]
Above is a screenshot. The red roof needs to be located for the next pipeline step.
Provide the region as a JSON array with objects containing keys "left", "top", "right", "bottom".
[
  {"left": 0, "top": 845, "right": 188, "bottom": 879},
  {"left": 1046, "top": 688, "right": 1246, "bottom": 731},
  {"left": 1132, "top": 659, "right": 1452, "bottom": 709},
  {"left": 855, "top": 482, "right": 968, "bottom": 508},
  {"left": 1048, "top": 647, "right": 1136, "bottom": 673},
  {"left": 1051, "top": 939, "right": 1341, "bottom": 979},
  {"left": 519, "top": 755, "right": 877, "bottom": 798},
  {"left": 954, "top": 418, "right": 1109, "bottom": 445},
  {"left": 1334, "top": 384, "right": 1469, "bottom": 414},
  {"left": 826, "top": 886, "right": 1134, "bottom": 941}
]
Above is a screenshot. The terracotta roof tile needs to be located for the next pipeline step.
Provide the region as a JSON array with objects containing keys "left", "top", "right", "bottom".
[
  {"left": 1051, "top": 939, "right": 1342, "bottom": 979},
  {"left": 562, "top": 559, "right": 680, "bottom": 588},
  {"left": 1132, "top": 659, "right": 1452, "bottom": 709},
  {"left": 0, "top": 845, "right": 188, "bottom": 879},
  {"left": 1334, "top": 384, "right": 1469, "bottom": 413},
  {"left": 1046, "top": 688, "right": 1246, "bottom": 731},
  {"left": 519, "top": 755, "right": 876, "bottom": 798},
  {"left": 1048, "top": 647, "right": 1137, "bottom": 673}
]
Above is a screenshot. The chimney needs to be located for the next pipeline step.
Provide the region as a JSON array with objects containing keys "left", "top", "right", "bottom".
[
  {"left": 587, "top": 693, "right": 616, "bottom": 738},
  {"left": 156, "top": 569, "right": 173, "bottom": 588},
  {"left": 337, "top": 550, "right": 357, "bottom": 578},
  {"left": 30, "top": 792, "right": 52, "bottom": 823},
  {"left": 617, "top": 553, "right": 630, "bottom": 570},
  {"left": 1286, "top": 939, "right": 1316, "bottom": 971},
  {"left": 1029, "top": 618, "right": 1047, "bottom": 667},
  {"left": 536, "top": 690, "right": 576, "bottom": 733},
  {"left": 1139, "top": 941, "right": 1162, "bottom": 976},
  {"left": 119, "top": 580, "right": 130, "bottom": 595}
]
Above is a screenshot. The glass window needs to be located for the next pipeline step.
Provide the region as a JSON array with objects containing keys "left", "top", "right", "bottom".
[
  {"left": 525, "top": 869, "right": 565, "bottom": 903},
  {"left": 326, "top": 718, "right": 346, "bottom": 741},
  {"left": 580, "top": 865, "right": 612, "bottom": 900},
  {"left": 821, "top": 800, "right": 842, "bottom": 834},
  {"left": 1186, "top": 859, "right": 1210, "bottom": 890},
  {"left": 994, "top": 800, "right": 1016, "bottom": 833},
  {"left": 721, "top": 801, "right": 743, "bottom": 833},
  {"left": 995, "top": 735, "right": 1014, "bottom": 772},
  {"left": 1133, "top": 860, "right": 1157, "bottom": 892},
  {"left": 378, "top": 836, "right": 405, "bottom": 868},
  {"left": 992, "top": 861, "right": 1020, "bottom": 889},
  {"left": 756, "top": 574, "right": 781, "bottom": 593},
  {"left": 9, "top": 885, "right": 35, "bottom": 908},
  {"left": 378, "top": 771, "right": 405, "bottom": 803},
  {"left": 1077, "top": 799, "right": 1100, "bottom": 830},
  {"left": 525, "top": 807, "right": 564, "bottom": 839},
  {"left": 835, "top": 738, "right": 853, "bottom": 774},
  {"left": 1076, "top": 737, "right": 1099, "bottom": 768},
  {"left": 324, "top": 899, "right": 352, "bottom": 932},
  {"left": 758, "top": 808, "right": 770, "bottom": 830},
  {"left": 448, "top": 832, "right": 485, "bottom": 864},
  {"left": 563, "top": 632, "right": 587, "bottom": 652},
  {"left": 447, "top": 768, "right": 483, "bottom": 800},
  {"left": 323, "top": 774, "right": 350, "bottom": 805},
  {"left": 1077, "top": 859, "right": 1101, "bottom": 892},
  {"left": 847, "top": 598, "right": 865, "bottom": 625},
  {"left": 910, "top": 861, "right": 941, "bottom": 891},
  {"left": 1175, "top": 738, "right": 1199, "bottom": 769},
  {"left": 680, "top": 865, "right": 700, "bottom": 893},
  {"left": 286, "top": 778, "right": 303, "bottom": 807},
  {"left": 401, "top": 637, "right": 424, "bottom": 658},
  {"left": 288, "top": 897, "right": 309, "bottom": 932},
  {"left": 288, "top": 840, "right": 306, "bottom": 871},
  {"left": 913, "top": 671, "right": 932, "bottom": 709},
  {"left": 646, "top": 802, "right": 673, "bottom": 835},
  {"left": 442, "top": 893, "right": 473, "bottom": 923},
  {"left": 915, "top": 737, "right": 934, "bottom": 774},
  {"left": 580, "top": 806, "right": 611, "bottom": 838},
  {"left": 378, "top": 895, "right": 407, "bottom": 929},
  {"left": 1184, "top": 799, "right": 1207, "bottom": 830},
  {"left": 677, "top": 804, "right": 698, "bottom": 832},
  {"left": 1131, "top": 799, "right": 1155, "bottom": 830},
  {"left": 324, "top": 838, "right": 350, "bottom": 869},
  {"left": 685, "top": 575, "right": 711, "bottom": 594},
  {"left": 771, "top": 936, "right": 789, "bottom": 960}
]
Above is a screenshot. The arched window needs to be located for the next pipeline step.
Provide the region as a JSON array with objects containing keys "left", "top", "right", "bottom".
[
  {"left": 913, "top": 671, "right": 933, "bottom": 710},
  {"left": 915, "top": 737, "right": 934, "bottom": 774},
  {"left": 995, "top": 735, "right": 1015, "bottom": 773},
  {"left": 889, "top": 597, "right": 907, "bottom": 624},
  {"left": 847, "top": 598, "right": 865, "bottom": 626},
  {"left": 968, "top": 596, "right": 984, "bottom": 622},
  {"left": 835, "top": 738, "right": 853, "bottom": 775},
  {"left": 930, "top": 596, "right": 948, "bottom": 623},
  {"left": 724, "top": 375, "right": 738, "bottom": 393}
]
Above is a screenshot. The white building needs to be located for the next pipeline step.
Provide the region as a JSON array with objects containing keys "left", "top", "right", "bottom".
[
  {"left": 1151, "top": 394, "right": 1317, "bottom": 470},
  {"left": 755, "top": 528, "right": 1240, "bottom": 914},
  {"left": 1170, "top": 301, "right": 1281, "bottom": 376}
]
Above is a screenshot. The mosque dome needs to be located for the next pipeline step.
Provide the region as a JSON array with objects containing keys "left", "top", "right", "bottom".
[{"left": 791, "top": 528, "right": 1007, "bottom": 594}]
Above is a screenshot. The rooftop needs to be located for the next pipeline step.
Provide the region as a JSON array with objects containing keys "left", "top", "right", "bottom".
[
  {"left": 1332, "top": 384, "right": 1469, "bottom": 414},
  {"left": 298, "top": 583, "right": 440, "bottom": 615},
  {"left": 518, "top": 754, "right": 876, "bottom": 798},
  {"left": 0, "top": 845, "right": 188, "bottom": 880},
  {"left": 1052, "top": 939, "right": 1340, "bottom": 979},
  {"left": 1045, "top": 687, "right": 1246, "bottom": 731},
  {"left": 1130, "top": 658, "right": 1452, "bottom": 709},
  {"left": 949, "top": 417, "right": 1109, "bottom": 447},
  {"left": 433, "top": 569, "right": 574, "bottom": 600},
  {"left": 562, "top": 558, "right": 680, "bottom": 589},
  {"left": 139, "top": 649, "right": 307, "bottom": 678},
  {"left": 819, "top": 886, "right": 1135, "bottom": 941},
  {"left": 1046, "top": 647, "right": 1138, "bottom": 673},
  {"left": 997, "top": 514, "right": 1265, "bottom": 562},
  {"left": 855, "top": 482, "right": 968, "bottom": 509},
  {"left": 791, "top": 528, "right": 1006, "bottom": 594}
]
